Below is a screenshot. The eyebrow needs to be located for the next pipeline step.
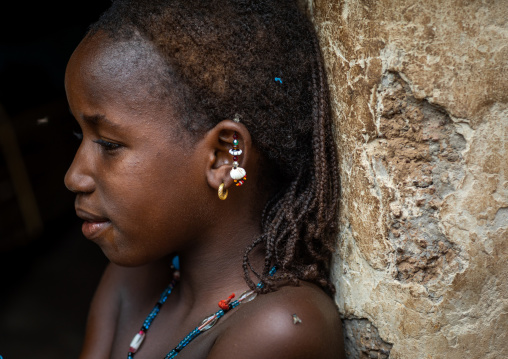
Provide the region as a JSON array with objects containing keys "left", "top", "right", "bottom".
[{"left": 81, "top": 113, "right": 119, "bottom": 128}]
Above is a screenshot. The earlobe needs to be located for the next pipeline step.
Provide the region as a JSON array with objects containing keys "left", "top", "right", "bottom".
[{"left": 204, "top": 119, "right": 252, "bottom": 196}]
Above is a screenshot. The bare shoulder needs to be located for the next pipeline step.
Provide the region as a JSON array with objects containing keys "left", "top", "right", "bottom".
[
  {"left": 79, "top": 260, "right": 172, "bottom": 359},
  {"left": 78, "top": 262, "right": 123, "bottom": 358},
  {"left": 208, "top": 282, "right": 346, "bottom": 359}
]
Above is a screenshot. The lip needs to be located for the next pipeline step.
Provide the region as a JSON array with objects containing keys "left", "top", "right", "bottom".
[{"left": 76, "top": 208, "right": 111, "bottom": 240}]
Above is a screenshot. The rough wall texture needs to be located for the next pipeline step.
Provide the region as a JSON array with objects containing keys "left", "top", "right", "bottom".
[{"left": 307, "top": 1, "right": 508, "bottom": 358}]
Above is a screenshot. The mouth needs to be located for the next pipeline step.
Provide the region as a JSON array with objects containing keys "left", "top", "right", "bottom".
[{"left": 75, "top": 208, "right": 111, "bottom": 240}]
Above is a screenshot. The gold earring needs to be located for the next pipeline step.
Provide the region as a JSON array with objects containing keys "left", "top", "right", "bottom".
[{"left": 218, "top": 183, "right": 228, "bottom": 200}]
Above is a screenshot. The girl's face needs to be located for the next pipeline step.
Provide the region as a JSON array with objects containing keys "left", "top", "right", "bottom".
[{"left": 64, "top": 34, "right": 209, "bottom": 266}]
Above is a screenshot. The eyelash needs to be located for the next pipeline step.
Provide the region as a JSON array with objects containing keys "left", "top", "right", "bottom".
[
  {"left": 93, "top": 139, "right": 122, "bottom": 151},
  {"left": 72, "top": 131, "right": 121, "bottom": 151}
]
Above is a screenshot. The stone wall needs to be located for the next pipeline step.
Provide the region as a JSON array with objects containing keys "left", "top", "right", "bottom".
[{"left": 307, "top": 1, "right": 508, "bottom": 358}]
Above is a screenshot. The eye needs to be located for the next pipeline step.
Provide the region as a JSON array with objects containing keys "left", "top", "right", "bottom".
[{"left": 93, "top": 139, "right": 122, "bottom": 151}]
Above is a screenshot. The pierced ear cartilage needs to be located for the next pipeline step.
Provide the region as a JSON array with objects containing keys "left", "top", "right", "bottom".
[
  {"left": 233, "top": 113, "right": 241, "bottom": 123},
  {"left": 218, "top": 183, "right": 228, "bottom": 200},
  {"left": 230, "top": 131, "right": 247, "bottom": 186}
]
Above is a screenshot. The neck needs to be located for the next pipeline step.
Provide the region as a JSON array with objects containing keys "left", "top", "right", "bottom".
[{"left": 174, "top": 217, "right": 265, "bottom": 312}]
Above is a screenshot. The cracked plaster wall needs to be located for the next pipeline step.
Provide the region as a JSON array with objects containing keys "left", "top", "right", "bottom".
[{"left": 305, "top": 1, "right": 508, "bottom": 358}]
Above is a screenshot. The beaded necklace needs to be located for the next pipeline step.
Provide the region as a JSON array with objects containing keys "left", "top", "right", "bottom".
[{"left": 127, "top": 259, "right": 276, "bottom": 359}]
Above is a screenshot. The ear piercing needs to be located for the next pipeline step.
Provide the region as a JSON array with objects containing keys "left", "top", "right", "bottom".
[
  {"left": 218, "top": 183, "right": 228, "bottom": 200},
  {"left": 217, "top": 131, "right": 247, "bottom": 200},
  {"left": 229, "top": 132, "right": 247, "bottom": 186}
]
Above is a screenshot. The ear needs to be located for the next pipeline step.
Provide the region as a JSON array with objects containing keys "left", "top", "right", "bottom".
[{"left": 203, "top": 120, "right": 252, "bottom": 193}]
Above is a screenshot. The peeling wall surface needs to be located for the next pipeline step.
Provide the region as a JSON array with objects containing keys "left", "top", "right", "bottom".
[{"left": 308, "top": 1, "right": 508, "bottom": 358}]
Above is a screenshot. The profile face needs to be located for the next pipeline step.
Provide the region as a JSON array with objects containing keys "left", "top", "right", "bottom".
[{"left": 64, "top": 33, "right": 208, "bottom": 266}]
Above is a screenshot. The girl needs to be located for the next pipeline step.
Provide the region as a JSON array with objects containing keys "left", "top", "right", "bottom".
[{"left": 64, "top": 0, "right": 345, "bottom": 358}]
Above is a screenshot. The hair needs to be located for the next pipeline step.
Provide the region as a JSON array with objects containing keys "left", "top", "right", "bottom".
[{"left": 88, "top": 0, "right": 340, "bottom": 295}]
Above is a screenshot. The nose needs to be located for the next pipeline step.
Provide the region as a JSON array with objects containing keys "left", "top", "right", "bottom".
[{"left": 64, "top": 143, "right": 95, "bottom": 194}]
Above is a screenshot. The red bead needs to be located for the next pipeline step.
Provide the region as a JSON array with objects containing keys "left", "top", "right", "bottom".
[
  {"left": 218, "top": 293, "right": 235, "bottom": 311},
  {"left": 233, "top": 156, "right": 238, "bottom": 161},
  {"left": 218, "top": 300, "right": 229, "bottom": 310}
]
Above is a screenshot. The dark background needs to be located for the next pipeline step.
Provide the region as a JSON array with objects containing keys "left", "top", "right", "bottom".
[{"left": 0, "top": 2, "right": 111, "bottom": 358}]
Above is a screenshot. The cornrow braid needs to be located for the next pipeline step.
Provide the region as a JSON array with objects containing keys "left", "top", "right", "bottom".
[{"left": 88, "top": 0, "right": 340, "bottom": 295}]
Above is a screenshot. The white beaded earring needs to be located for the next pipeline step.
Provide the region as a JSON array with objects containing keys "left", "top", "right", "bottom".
[{"left": 229, "top": 116, "right": 247, "bottom": 186}]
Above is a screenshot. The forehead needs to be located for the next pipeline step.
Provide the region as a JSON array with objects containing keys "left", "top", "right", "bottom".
[
  {"left": 66, "top": 32, "right": 170, "bottom": 103},
  {"left": 64, "top": 32, "right": 192, "bottom": 140}
]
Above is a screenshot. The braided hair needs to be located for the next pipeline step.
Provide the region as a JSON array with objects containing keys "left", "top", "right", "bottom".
[{"left": 88, "top": 0, "right": 340, "bottom": 295}]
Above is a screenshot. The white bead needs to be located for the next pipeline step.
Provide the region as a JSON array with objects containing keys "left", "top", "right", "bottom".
[
  {"left": 198, "top": 314, "right": 218, "bottom": 331},
  {"left": 230, "top": 167, "right": 246, "bottom": 180},
  {"left": 129, "top": 331, "right": 145, "bottom": 353},
  {"left": 238, "top": 290, "right": 257, "bottom": 303},
  {"left": 229, "top": 148, "right": 243, "bottom": 156},
  {"left": 173, "top": 270, "right": 180, "bottom": 280}
]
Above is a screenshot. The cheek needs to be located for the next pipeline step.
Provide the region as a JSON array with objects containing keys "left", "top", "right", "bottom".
[{"left": 103, "top": 155, "right": 187, "bottom": 219}]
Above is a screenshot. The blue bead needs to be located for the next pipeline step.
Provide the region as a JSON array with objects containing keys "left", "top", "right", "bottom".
[
  {"left": 269, "top": 266, "right": 277, "bottom": 276},
  {"left": 172, "top": 256, "right": 180, "bottom": 270}
]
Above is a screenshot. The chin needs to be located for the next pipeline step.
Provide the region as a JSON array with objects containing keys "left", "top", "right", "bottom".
[
  {"left": 101, "top": 247, "right": 167, "bottom": 268},
  {"left": 98, "top": 246, "right": 142, "bottom": 267}
]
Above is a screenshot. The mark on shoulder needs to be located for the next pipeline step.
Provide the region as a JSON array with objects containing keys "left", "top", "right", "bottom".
[{"left": 209, "top": 282, "right": 345, "bottom": 359}]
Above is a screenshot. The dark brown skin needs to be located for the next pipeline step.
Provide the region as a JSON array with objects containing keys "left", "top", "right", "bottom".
[{"left": 64, "top": 32, "right": 345, "bottom": 359}]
